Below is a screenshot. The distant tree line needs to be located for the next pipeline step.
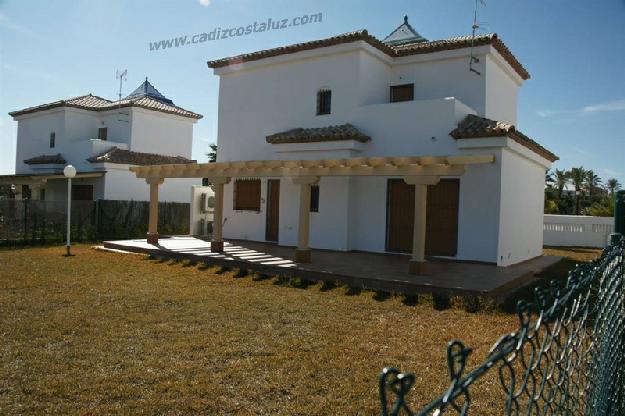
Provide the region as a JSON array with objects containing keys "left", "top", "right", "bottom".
[{"left": 545, "top": 167, "right": 621, "bottom": 217}]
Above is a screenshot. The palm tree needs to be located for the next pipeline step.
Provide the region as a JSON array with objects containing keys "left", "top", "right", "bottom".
[
  {"left": 553, "top": 169, "right": 569, "bottom": 200},
  {"left": 569, "top": 167, "right": 586, "bottom": 215},
  {"left": 607, "top": 178, "right": 622, "bottom": 197},
  {"left": 585, "top": 170, "right": 603, "bottom": 199},
  {"left": 545, "top": 170, "right": 554, "bottom": 187},
  {"left": 207, "top": 143, "right": 217, "bottom": 163}
]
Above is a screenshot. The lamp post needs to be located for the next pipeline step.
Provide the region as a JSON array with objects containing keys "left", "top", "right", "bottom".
[{"left": 63, "top": 165, "right": 76, "bottom": 256}]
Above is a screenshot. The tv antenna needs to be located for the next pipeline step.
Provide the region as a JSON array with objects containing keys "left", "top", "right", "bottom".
[
  {"left": 115, "top": 69, "right": 129, "bottom": 122},
  {"left": 469, "top": 0, "right": 486, "bottom": 75},
  {"left": 115, "top": 69, "right": 128, "bottom": 101}
]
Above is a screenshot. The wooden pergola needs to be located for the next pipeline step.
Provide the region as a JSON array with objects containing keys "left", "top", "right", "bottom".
[{"left": 130, "top": 154, "right": 495, "bottom": 274}]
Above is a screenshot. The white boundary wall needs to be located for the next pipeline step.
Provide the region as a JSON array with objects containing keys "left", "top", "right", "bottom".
[{"left": 543, "top": 215, "right": 614, "bottom": 248}]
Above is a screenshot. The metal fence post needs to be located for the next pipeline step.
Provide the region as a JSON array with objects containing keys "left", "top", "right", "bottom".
[
  {"left": 94, "top": 199, "right": 100, "bottom": 241},
  {"left": 610, "top": 190, "right": 625, "bottom": 245}
]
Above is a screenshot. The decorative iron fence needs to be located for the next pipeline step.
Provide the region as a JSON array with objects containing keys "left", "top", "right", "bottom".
[
  {"left": 0, "top": 200, "right": 190, "bottom": 245},
  {"left": 380, "top": 239, "right": 625, "bottom": 415}
]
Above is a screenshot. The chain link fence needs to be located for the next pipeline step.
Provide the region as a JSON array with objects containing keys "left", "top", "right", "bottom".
[
  {"left": 0, "top": 200, "right": 190, "bottom": 246},
  {"left": 380, "top": 239, "right": 624, "bottom": 415}
]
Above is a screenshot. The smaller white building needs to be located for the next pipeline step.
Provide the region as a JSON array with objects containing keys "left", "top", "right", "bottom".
[{"left": 2, "top": 78, "right": 203, "bottom": 203}]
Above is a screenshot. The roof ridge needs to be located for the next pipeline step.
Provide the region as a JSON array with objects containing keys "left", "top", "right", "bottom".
[{"left": 206, "top": 29, "right": 528, "bottom": 80}]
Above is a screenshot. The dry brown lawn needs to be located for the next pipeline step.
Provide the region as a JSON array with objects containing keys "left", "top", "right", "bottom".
[{"left": 0, "top": 245, "right": 600, "bottom": 415}]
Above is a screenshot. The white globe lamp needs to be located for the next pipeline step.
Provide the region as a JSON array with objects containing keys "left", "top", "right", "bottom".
[{"left": 64, "top": 165, "right": 76, "bottom": 256}]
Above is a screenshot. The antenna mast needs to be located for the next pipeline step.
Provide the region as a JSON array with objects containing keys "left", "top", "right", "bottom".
[
  {"left": 469, "top": 0, "right": 486, "bottom": 75},
  {"left": 116, "top": 69, "right": 128, "bottom": 101},
  {"left": 115, "top": 69, "right": 129, "bottom": 122}
]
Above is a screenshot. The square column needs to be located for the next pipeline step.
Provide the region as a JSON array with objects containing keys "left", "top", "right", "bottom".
[
  {"left": 208, "top": 177, "right": 231, "bottom": 252},
  {"left": 404, "top": 176, "right": 440, "bottom": 275},
  {"left": 146, "top": 177, "right": 164, "bottom": 245},
  {"left": 292, "top": 176, "right": 319, "bottom": 263}
]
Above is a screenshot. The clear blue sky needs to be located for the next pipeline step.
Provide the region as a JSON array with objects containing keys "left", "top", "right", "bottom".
[{"left": 1, "top": 0, "right": 624, "bottom": 183}]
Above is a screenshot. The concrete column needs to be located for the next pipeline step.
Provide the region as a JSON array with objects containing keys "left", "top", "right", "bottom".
[
  {"left": 293, "top": 176, "right": 319, "bottom": 263},
  {"left": 146, "top": 177, "right": 164, "bottom": 245},
  {"left": 404, "top": 176, "right": 440, "bottom": 275},
  {"left": 208, "top": 177, "right": 230, "bottom": 252}
]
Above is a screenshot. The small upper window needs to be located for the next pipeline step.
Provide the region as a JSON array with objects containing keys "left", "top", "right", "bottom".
[
  {"left": 49, "top": 132, "right": 55, "bottom": 148},
  {"left": 316, "top": 89, "right": 331, "bottom": 115},
  {"left": 98, "top": 127, "right": 108, "bottom": 141},
  {"left": 310, "top": 185, "right": 319, "bottom": 212},
  {"left": 390, "top": 84, "right": 414, "bottom": 103}
]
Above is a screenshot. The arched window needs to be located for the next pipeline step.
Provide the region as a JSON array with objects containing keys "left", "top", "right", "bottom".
[{"left": 316, "top": 89, "right": 331, "bottom": 115}]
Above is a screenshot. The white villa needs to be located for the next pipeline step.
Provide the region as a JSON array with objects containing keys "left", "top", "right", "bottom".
[
  {"left": 2, "top": 78, "right": 202, "bottom": 203},
  {"left": 129, "top": 18, "right": 557, "bottom": 273}
]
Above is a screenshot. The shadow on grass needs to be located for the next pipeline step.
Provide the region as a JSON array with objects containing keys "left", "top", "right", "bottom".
[
  {"left": 499, "top": 258, "right": 577, "bottom": 313},
  {"left": 234, "top": 268, "right": 249, "bottom": 278},
  {"left": 345, "top": 286, "right": 362, "bottom": 296},
  {"left": 252, "top": 273, "right": 273, "bottom": 282},
  {"left": 372, "top": 290, "right": 391, "bottom": 302},
  {"left": 215, "top": 266, "right": 232, "bottom": 275},
  {"left": 402, "top": 294, "right": 418, "bottom": 306},
  {"left": 182, "top": 260, "right": 197, "bottom": 268},
  {"left": 319, "top": 280, "right": 337, "bottom": 292}
]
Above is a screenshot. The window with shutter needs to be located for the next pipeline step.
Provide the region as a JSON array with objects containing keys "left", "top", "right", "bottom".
[
  {"left": 316, "top": 89, "right": 332, "bottom": 115},
  {"left": 390, "top": 84, "right": 414, "bottom": 103},
  {"left": 98, "top": 127, "right": 108, "bottom": 141},
  {"left": 234, "top": 179, "right": 261, "bottom": 211}
]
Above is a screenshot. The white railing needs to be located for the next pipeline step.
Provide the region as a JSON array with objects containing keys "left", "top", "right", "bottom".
[
  {"left": 544, "top": 214, "right": 614, "bottom": 248},
  {"left": 90, "top": 139, "right": 129, "bottom": 156}
]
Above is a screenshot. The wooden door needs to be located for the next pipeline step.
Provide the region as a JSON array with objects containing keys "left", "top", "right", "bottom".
[
  {"left": 386, "top": 179, "right": 459, "bottom": 256},
  {"left": 265, "top": 179, "right": 280, "bottom": 242},
  {"left": 386, "top": 179, "right": 415, "bottom": 253},
  {"left": 426, "top": 179, "right": 459, "bottom": 256}
]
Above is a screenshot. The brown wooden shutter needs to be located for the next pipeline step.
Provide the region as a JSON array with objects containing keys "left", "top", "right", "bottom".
[
  {"left": 234, "top": 179, "right": 261, "bottom": 211},
  {"left": 390, "top": 84, "right": 414, "bottom": 103}
]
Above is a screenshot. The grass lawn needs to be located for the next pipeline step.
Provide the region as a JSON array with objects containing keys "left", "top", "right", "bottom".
[{"left": 0, "top": 245, "right": 601, "bottom": 415}]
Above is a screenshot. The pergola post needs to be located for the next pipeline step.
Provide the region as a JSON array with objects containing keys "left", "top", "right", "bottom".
[
  {"left": 146, "top": 177, "right": 164, "bottom": 245},
  {"left": 404, "top": 176, "right": 440, "bottom": 275},
  {"left": 208, "top": 177, "right": 231, "bottom": 252},
  {"left": 293, "top": 176, "right": 319, "bottom": 263}
]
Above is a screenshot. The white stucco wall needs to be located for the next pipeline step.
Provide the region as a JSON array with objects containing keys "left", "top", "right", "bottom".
[
  {"left": 102, "top": 165, "right": 199, "bottom": 203},
  {"left": 14, "top": 109, "right": 66, "bottom": 174},
  {"left": 129, "top": 109, "right": 194, "bottom": 158},
  {"left": 42, "top": 176, "right": 105, "bottom": 201},
  {"left": 496, "top": 143, "right": 550, "bottom": 266},
  {"left": 484, "top": 54, "right": 520, "bottom": 125}
]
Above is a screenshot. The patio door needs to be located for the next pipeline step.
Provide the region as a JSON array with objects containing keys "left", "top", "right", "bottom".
[
  {"left": 265, "top": 179, "right": 280, "bottom": 242},
  {"left": 386, "top": 179, "right": 415, "bottom": 253},
  {"left": 386, "top": 179, "right": 459, "bottom": 256},
  {"left": 426, "top": 179, "right": 459, "bottom": 256}
]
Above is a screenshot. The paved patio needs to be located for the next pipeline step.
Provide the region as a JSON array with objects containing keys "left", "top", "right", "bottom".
[{"left": 103, "top": 236, "right": 562, "bottom": 298}]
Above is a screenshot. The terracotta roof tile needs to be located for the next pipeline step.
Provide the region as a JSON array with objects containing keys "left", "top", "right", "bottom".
[
  {"left": 87, "top": 147, "right": 195, "bottom": 166},
  {"left": 450, "top": 114, "right": 558, "bottom": 162},
  {"left": 266, "top": 123, "right": 371, "bottom": 144},
  {"left": 9, "top": 94, "right": 202, "bottom": 119},
  {"left": 23, "top": 154, "right": 67, "bottom": 165},
  {"left": 393, "top": 34, "right": 529, "bottom": 80},
  {"left": 207, "top": 31, "right": 529, "bottom": 80}
]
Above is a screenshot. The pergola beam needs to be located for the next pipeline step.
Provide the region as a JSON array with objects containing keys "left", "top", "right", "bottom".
[{"left": 129, "top": 155, "right": 494, "bottom": 180}]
